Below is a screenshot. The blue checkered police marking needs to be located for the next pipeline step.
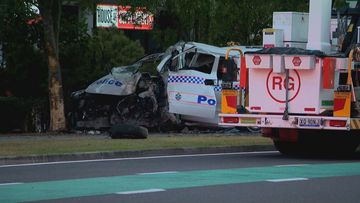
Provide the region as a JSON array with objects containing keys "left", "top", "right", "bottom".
[
  {"left": 168, "top": 76, "right": 241, "bottom": 91},
  {"left": 168, "top": 75, "right": 205, "bottom": 84},
  {"left": 214, "top": 85, "right": 240, "bottom": 92},
  {"left": 214, "top": 86, "right": 222, "bottom": 92}
]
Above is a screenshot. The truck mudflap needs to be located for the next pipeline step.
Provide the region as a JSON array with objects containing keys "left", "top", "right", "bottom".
[{"left": 219, "top": 113, "right": 358, "bottom": 131}]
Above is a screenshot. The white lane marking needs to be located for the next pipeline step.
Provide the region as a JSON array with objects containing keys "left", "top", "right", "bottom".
[
  {"left": 116, "top": 189, "right": 165, "bottom": 195},
  {"left": 275, "top": 164, "right": 309, "bottom": 167},
  {"left": 266, "top": 178, "right": 308, "bottom": 182},
  {"left": 0, "top": 182, "right": 23, "bottom": 186},
  {"left": 138, "top": 171, "right": 178, "bottom": 175},
  {"left": 0, "top": 151, "right": 278, "bottom": 168}
]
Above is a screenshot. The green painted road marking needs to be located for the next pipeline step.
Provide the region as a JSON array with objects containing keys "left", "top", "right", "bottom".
[{"left": 1, "top": 162, "right": 360, "bottom": 202}]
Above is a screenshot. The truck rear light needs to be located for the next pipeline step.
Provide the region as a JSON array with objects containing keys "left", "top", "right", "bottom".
[
  {"left": 304, "top": 108, "right": 316, "bottom": 112},
  {"left": 223, "top": 117, "right": 239, "bottom": 123},
  {"left": 329, "top": 120, "right": 347, "bottom": 127},
  {"left": 250, "top": 106, "right": 262, "bottom": 110}
]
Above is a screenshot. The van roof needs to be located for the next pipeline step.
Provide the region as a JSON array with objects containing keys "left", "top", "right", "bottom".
[{"left": 186, "top": 42, "right": 261, "bottom": 57}]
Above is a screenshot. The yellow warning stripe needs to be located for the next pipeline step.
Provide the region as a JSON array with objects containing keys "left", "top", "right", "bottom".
[{"left": 350, "top": 119, "right": 360, "bottom": 129}]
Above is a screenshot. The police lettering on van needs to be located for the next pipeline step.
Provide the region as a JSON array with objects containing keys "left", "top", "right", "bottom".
[
  {"left": 95, "top": 78, "right": 122, "bottom": 87},
  {"left": 197, "top": 95, "right": 216, "bottom": 105}
]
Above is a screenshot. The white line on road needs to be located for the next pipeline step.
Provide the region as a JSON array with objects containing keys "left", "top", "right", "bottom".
[
  {"left": 138, "top": 171, "right": 178, "bottom": 175},
  {"left": 0, "top": 151, "right": 278, "bottom": 168},
  {"left": 116, "top": 189, "right": 165, "bottom": 195},
  {"left": 0, "top": 182, "right": 23, "bottom": 186},
  {"left": 275, "top": 164, "right": 309, "bottom": 167},
  {"left": 266, "top": 178, "right": 309, "bottom": 182}
]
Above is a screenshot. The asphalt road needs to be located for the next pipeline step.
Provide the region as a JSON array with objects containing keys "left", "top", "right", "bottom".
[{"left": 1, "top": 151, "right": 360, "bottom": 203}]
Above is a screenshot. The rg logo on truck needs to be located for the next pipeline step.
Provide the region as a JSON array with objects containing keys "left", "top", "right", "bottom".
[{"left": 266, "top": 70, "right": 301, "bottom": 103}]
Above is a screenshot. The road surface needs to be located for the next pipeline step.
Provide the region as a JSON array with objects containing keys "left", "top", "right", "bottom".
[{"left": 1, "top": 151, "right": 360, "bottom": 203}]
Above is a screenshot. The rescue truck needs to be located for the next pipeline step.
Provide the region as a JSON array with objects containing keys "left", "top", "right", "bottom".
[{"left": 219, "top": 0, "right": 360, "bottom": 154}]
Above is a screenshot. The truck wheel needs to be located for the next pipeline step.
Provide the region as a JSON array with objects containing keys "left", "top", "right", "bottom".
[{"left": 109, "top": 124, "right": 148, "bottom": 139}]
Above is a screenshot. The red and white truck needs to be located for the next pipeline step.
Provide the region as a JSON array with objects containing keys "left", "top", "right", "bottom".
[{"left": 219, "top": 0, "right": 360, "bottom": 154}]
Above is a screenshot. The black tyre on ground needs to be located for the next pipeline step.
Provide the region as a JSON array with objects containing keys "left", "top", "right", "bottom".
[{"left": 109, "top": 124, "right": 148, "bottom": 139}]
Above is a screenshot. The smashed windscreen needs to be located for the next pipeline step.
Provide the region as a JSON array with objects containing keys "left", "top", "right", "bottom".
[
  {"left": 111, "top": 53, "right": 164, "bottom": 78},
  {"left": 111, "top": 65, "right": 139, "bottom": 80}
]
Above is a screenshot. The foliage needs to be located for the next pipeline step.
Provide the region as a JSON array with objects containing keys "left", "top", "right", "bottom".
[
  {"left": 0, "top": 0, "right": 145, "bottom": 96},
  {"left": 149, "top": 0, "right": 308, "bottom": 48},
  {"left": 0, "top": 96, "right": 47, "bottom": 133},
  {"left": 0, "top": 1, "right": 47, "bottom": 98},
  {"left": 60, "top": 28, "right": 145, "bottom": 96},
  {"left": 333, "top": 0, "right": 348, "bottom": 8},
  {"left": 90, "top": 29, "right": 145, "bottom": 71},
  {"left": 0, "top": 1, "right": 145, "bottom": 132}
]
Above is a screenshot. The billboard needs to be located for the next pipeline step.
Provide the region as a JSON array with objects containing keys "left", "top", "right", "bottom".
[{"left": 96, "top": 5, "right": 154, "bottom": 30}]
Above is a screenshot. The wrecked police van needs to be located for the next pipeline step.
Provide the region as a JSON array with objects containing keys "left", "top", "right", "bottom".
[{"left": 70, "top": 42, "right": 259, "bottom": 135}]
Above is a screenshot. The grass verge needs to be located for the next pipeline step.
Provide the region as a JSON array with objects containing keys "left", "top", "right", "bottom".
[{"left": 0, "top": 135, "right": 272, "bottom": 157}]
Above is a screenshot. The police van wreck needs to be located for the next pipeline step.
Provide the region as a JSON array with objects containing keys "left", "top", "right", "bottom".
[{"left": 69, "top": 42, "right": 260, "bottom": 138}]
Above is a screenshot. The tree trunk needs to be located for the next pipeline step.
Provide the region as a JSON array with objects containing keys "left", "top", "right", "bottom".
[{"left": 39, "top": 0, "right": 66, "bottom": 131}]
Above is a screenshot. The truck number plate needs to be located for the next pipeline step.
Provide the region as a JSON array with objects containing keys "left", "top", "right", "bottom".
[{"left": 299, "top": 118, "right": 321, "bottom": 127}]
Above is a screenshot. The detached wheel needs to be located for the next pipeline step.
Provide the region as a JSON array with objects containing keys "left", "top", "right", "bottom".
[{"left": 109, "top": 124, "right": 148, "bottom": 139}]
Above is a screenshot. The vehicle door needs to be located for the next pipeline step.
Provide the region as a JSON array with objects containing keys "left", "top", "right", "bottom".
[
  {"left": 167, "top": 51, "right": 218, "bottom": 118},
  {"left": 214, "top": 56, "right": 241, "bottom": 111}
]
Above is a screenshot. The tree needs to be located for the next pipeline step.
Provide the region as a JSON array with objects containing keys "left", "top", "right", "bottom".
[
  {"left": 60, "top": 29, "right": 145, "bottom": 94},
  {"left": 133, "top": 0, "right": 308, "bottom": 48},
  {"left": 38, "top": 0, "right": 66, "bottom": 131},
  {"left": 0, "top": 1, "right": 47, "bottom": 97}
]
